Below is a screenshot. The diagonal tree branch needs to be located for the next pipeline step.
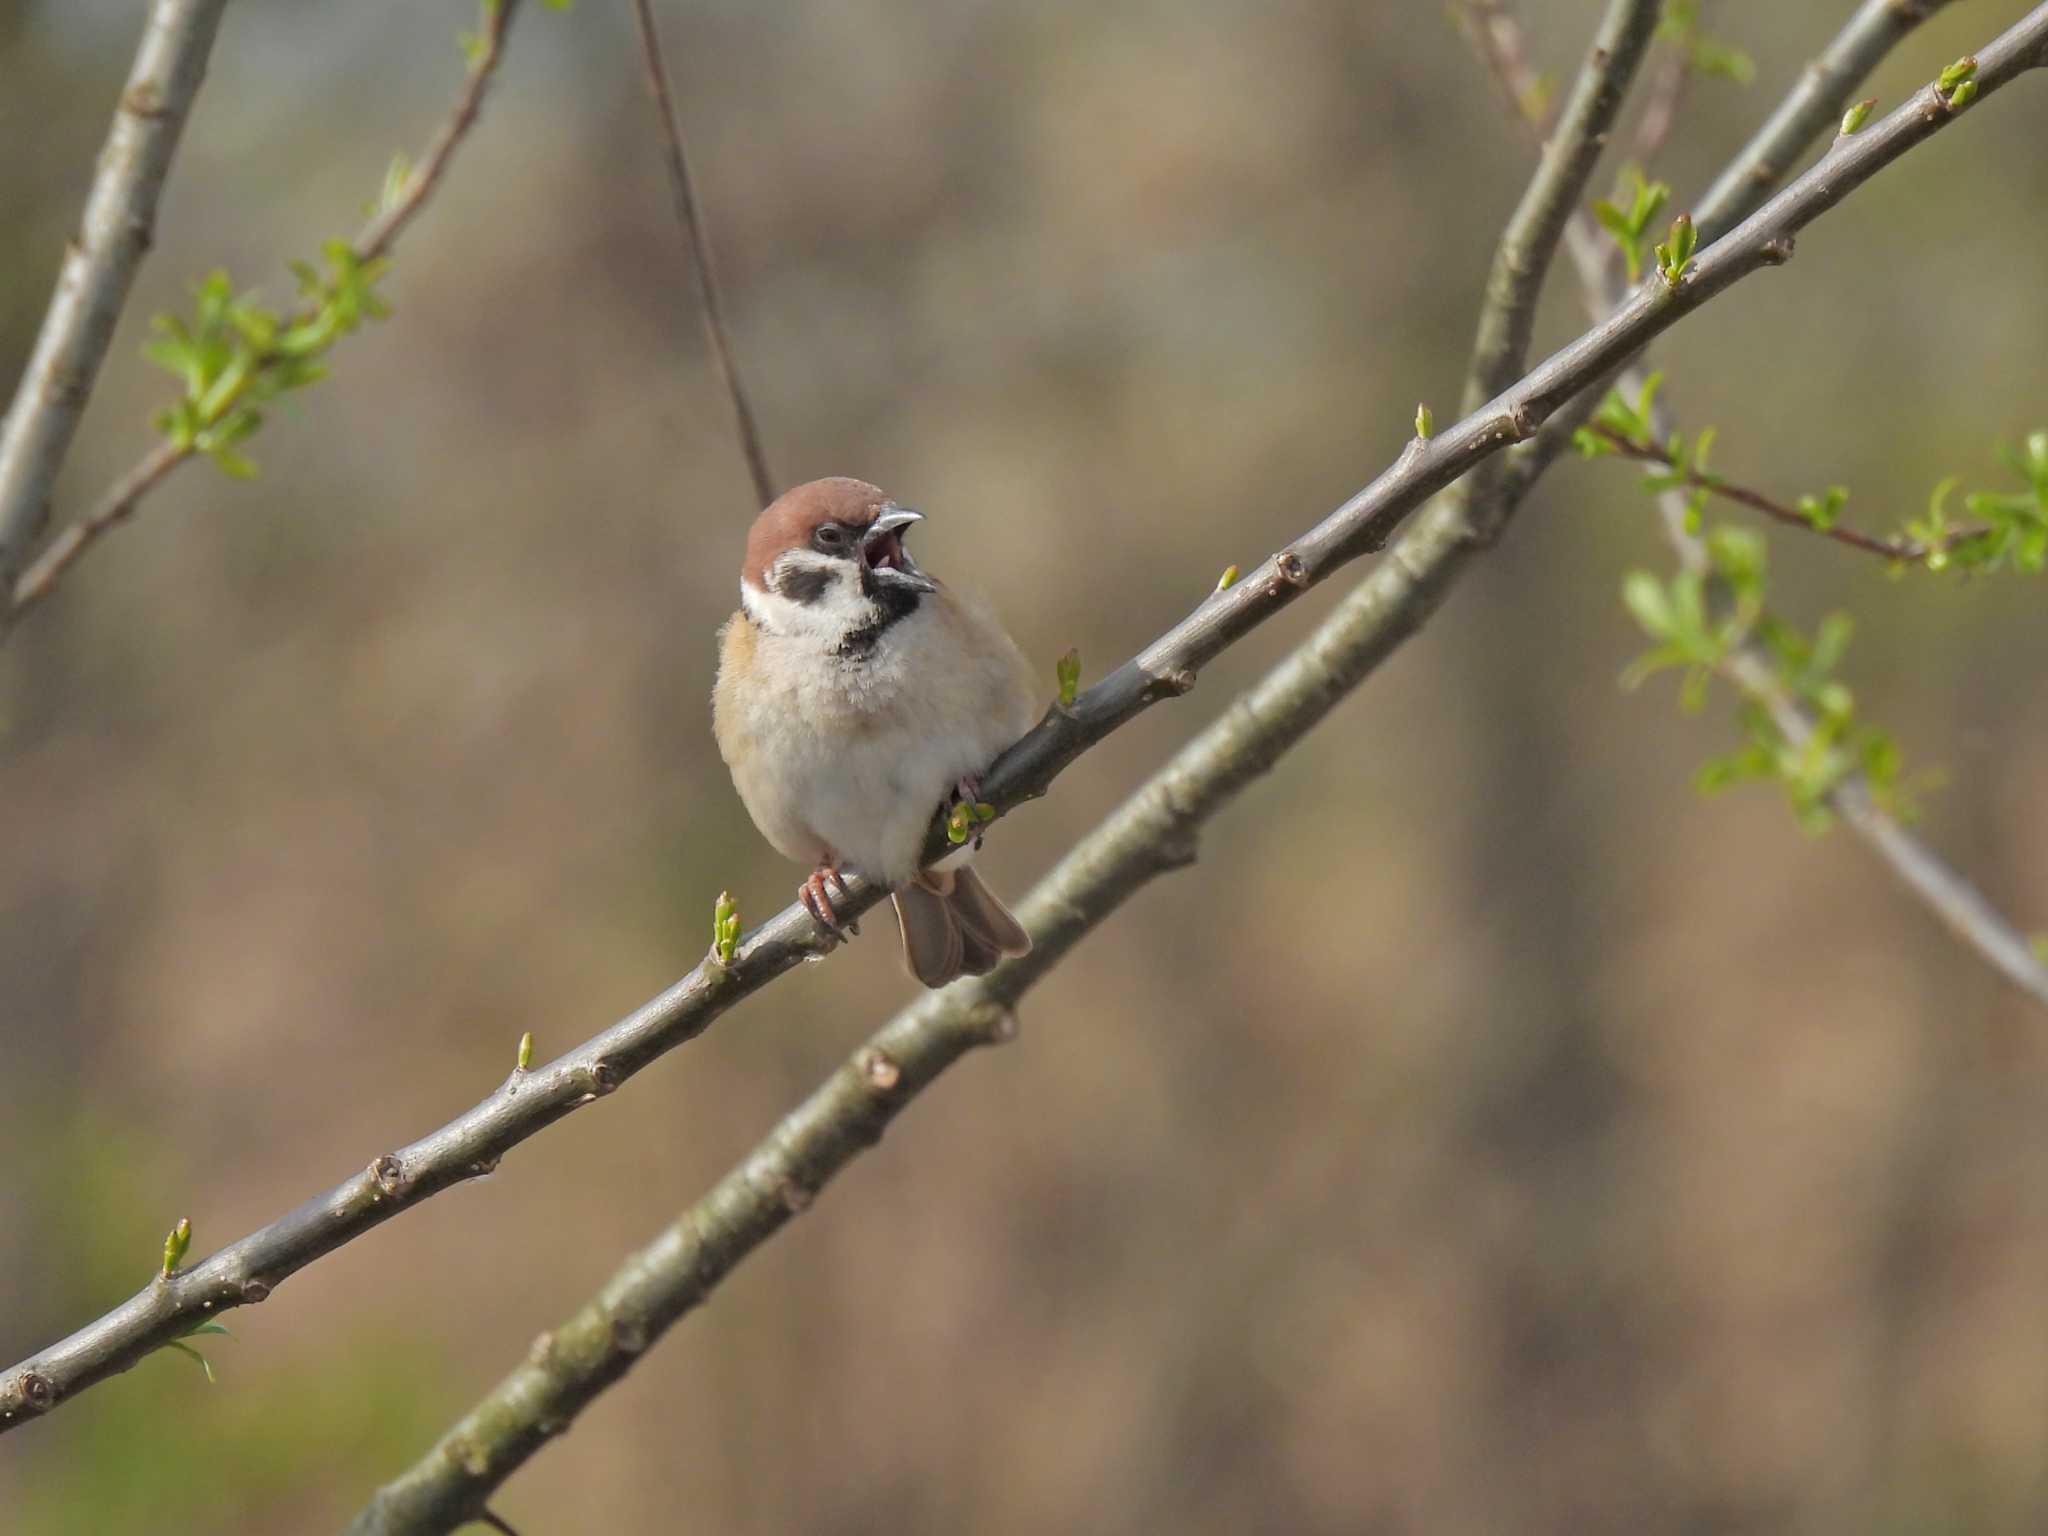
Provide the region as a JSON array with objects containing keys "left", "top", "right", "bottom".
[
  {"left": 8, "top": 0, "right": 2047, "bottom": 1439},
  {"left": 5, "top": 0, "right": 527, "bottom": 628},
  {"left": 0, "top": 0, "right": 229, "bottom": 600},
  {"left": 1467, "top": 0, "right": 2048, "bottom": 1009},
  {"left": 349, "top": 7, "right": 2048, "bottom": 1524},
  {"left": 338, "top": 419, "right": 1538, "bottom": 1536},
  {"left": 629, "top": 0, "right": 776, "bottom": 508},
  {"left": 1451, "top": 0, "right": 1658, "bottom": 546},
  {"left": 1695, "top": 0, "right": 1958, "bottom": 246}
]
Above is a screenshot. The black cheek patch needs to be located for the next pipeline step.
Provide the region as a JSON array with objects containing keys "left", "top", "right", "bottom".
[{"left": 777, "top": 564, "right": 832, "bottom": 605}]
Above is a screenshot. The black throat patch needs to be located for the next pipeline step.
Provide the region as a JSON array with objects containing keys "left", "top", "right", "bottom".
[{"left": 835, "top": 569, "right": 923, "bottom": 658}]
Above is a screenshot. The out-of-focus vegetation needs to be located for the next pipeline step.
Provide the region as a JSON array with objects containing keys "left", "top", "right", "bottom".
[{"left": 4, "top": 2, "right": 2046, "bottom": 1530}]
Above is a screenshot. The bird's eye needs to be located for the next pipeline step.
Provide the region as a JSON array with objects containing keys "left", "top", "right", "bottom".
[{"left": 813, "top": 524, "right": 851, "bottom": 553}]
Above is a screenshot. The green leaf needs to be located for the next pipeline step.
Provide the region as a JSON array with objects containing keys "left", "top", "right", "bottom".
[{"left": 1621, "top": 570, "right": 1675, "bottom": 638}]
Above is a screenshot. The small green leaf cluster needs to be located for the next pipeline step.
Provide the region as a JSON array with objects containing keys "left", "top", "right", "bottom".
[
  {"left": 1913, "top": 435, "right": 2048, "bottom": 574},
  {"left": 712, "top": 891, "right": 741, "bottom": 965},
  {"left": 1618, "top": 525, "right": 1763, "bottom": 711},
  {"left": 1592, "top": 168, "right": 1670, "bottom": 284},
  {"left": 946, "top": 798, "right": 998, "bottom": 846},
  {"left": 1798, "top": 484, "right": 1849, "bottom": 533},
  {"left": 1572, "top": 371, "right": 1663, "bottom": 456},
  {"left": 145, "top": 243, "right": 390, "bottom": 478},
  {"left": 1657, "top": 1, "right": 1755, "bottom": 85},
  {"left": 1655, "top": 213, "right": 1697, "bottom": 288},
  {"left": 1938, "top": 56, "right": 1979, "bottom": 110},
  {"left": 1622, "top": 528, "right": 1911, "bottom": 831}
]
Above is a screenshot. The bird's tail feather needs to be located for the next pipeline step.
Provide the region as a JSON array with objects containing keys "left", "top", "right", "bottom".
[{"left": 892, "top": 867, "right": 1031, "bottom": 988}]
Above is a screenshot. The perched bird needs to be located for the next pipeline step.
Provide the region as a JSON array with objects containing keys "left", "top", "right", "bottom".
[{"left": 712, "top": 477, "right": 1040, "bottom": 987}]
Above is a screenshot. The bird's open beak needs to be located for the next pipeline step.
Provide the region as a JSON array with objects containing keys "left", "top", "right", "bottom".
[{"left": 863, "top": 504, "right": 936, "bottom": 592}]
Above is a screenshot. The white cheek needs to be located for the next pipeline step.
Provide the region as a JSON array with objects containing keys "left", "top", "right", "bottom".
[{"left": 740, "top": 562, "right": 874, "bottom": 644}]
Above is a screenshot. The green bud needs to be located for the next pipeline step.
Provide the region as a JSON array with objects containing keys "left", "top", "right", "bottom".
[
  {"left": 1839, "top": 98, "right": 1875, "bottom": 135},
  {"left": 517, "top": 1031, "right": 534, "bottom": 1071},
  {"left": 1055, "top": 648, "right": 1081, "bottom": 709},
  {"left": 1414, "top": 403, "right": 1434, "bottom": 440},
  {"left": 1936, "top": 57, "right": 1977, "bottom": 92},
  {"left": 1655, "top": 213, "right": 1697, "bottom": 287},
  {"left": 1215, "top": 564, "right": 1239, "bottom": 592},
  {"left": 712, "top": 890, "right": 740, "bottom": 964},
  {"left": 1948, "top": 78, "right": 1978, "bottom": 111},
  {"left": 162, "top": 1217, "right": 192, "bottom": 1278},
  {"left": 946, "top": 801, "right": 975, "bottom": 845},
  {"left": 974, "top": 801, "right": 998, "bottom": 823}
]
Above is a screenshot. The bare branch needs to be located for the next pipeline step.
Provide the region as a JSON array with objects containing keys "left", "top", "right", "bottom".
[
  {"left": 629, "top": 0, "right": 776, "bottom": 507},
  {"left": 5, "top": 0, "right": 526, "bottom": 628},
  {"left": 0, "top": 0, "right": 229, "bottom": 596},
  {"left": 8, "top": 0, "right": 2046, "bottom": 1438},
  {"left": 1465, "top": 0, "right": 1659, "bottom": 414},
  {"left": 1695, "top": 0, "right": 1958, "bottom": 245}
]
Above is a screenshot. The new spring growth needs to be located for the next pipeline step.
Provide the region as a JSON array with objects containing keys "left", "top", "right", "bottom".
[
  {"left": 1592, "top": 167, "right": 1672, "bottom": 284},
  {"left": 516, "top": 1031, "right": 534, "bottom": 1072},
  {"left": 1936, "top": 55, "right": 1979, "bottom": 112},
  {"left": 712, "top": 891, "right": 741, "bottom": 965},
  {"left": 1215, "top": 565, "right": 1240, "bottom": 592},
  {"left": 1655, "top": 214, "right": 1697, "bottom": 289},
  {"left": 1055, "top": 648, "right": 1081, "bottom": 709},
  {"left": 162, "top": 1217, "right": 191, "bottom": 1278},
  {"left": 1840, "top": 98, "right": 1875, "bottom": 135},
  {"left": 1414, "top": 403, "right": 1434, "bottom": 440}
]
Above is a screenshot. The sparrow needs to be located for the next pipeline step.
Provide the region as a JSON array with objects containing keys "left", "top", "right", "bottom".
[{"left": 712, "top": 477, "right": 1040, "bottom": 988}]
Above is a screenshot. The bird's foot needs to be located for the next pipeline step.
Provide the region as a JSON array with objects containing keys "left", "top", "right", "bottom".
[{"left": 799, "top": 862, "right": 859, "bottom": 941}]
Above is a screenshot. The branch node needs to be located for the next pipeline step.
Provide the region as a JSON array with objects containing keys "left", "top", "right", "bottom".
[
  {"left": 1274, "top": 550, "right": 1309, "bottom": 587},
  {"left": 861, "top": 1049, "right": 902, "bottom": 1092},
  {"left": 778, "top": 1178, "right": 814, "bottom": 1214},
  {"left": 17, "top": 1373, "right": 55, "bottom": 1413},
  {"left": 608, "top": 1314, "right": 649, "bottom": 1356},
  {"left": 588, "top": 1060, "right": 619, "bottom": 1096},
  {"left": 240, "top": 1277, "right": 271, "bottom": 1304},
  {"left": 370, "top": 1153, "right": 405, "bottom": 1197}
]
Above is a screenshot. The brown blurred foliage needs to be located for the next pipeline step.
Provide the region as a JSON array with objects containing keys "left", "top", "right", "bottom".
[{"left": 3, "top": 1, "right": 2047, "bottom": 1531}]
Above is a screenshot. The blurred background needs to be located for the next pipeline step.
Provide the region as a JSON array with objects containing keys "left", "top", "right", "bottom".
[{"left": 3, "top": 0, "right": 2046, "bottom": 1530}]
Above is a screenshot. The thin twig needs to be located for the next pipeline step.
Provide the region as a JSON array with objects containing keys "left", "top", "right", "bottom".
[
  {"left": 5, "top": 0, "right": 525, "bottom": 627},
  {"left": 1456, "top": 0, "right": 1660, "bottom": 537},
  {"left": 629, "top": 0, "right": 776, "bottom": 508},
  {"left": 1584, "top": 421, "right": 1982, "bottom": 563},
  {"left": 1695, "top": 0, "right": 1959, "bottom": 246},
  {"left": 1500, "top": 4, "right": 2048, "bottom": 1008},
  {"left": 1630, "top": 30, "right": 1694, "bottom": 169},
  {"left": 9, "top": 1, "right": 2047, "bottom": 1438},
  {"left": 0, "top": 0, "right": 229, "bottom": 597}
]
